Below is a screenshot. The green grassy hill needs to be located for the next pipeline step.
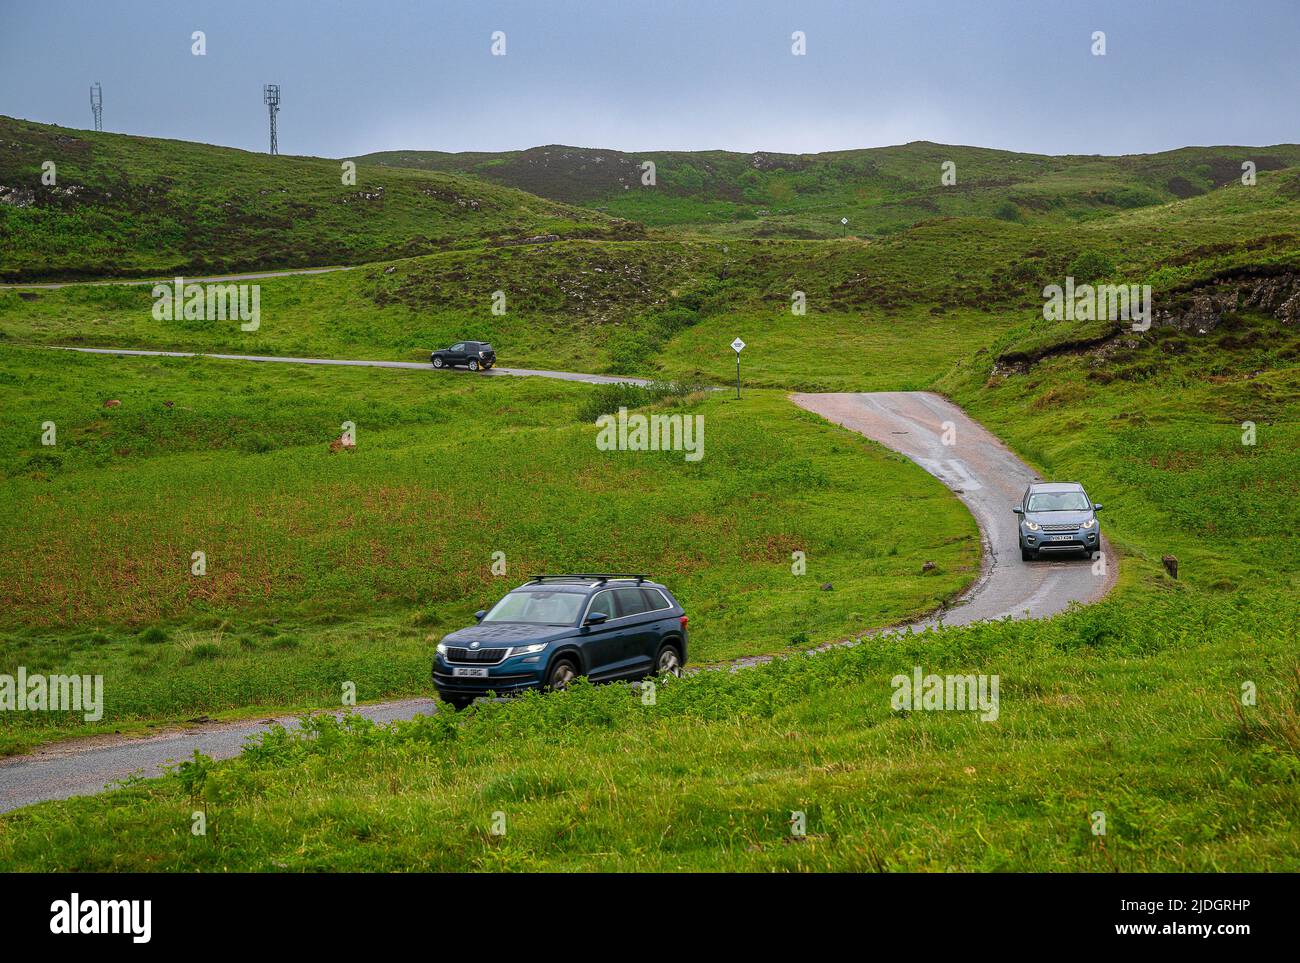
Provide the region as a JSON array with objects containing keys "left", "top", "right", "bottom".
[
  {"left": 2, "top": 310, "right": 1297, "bottom": 868},
  {"left": 7, "top": 162, "right": 1297, "bottom": 391},
  {"left": 355, "top": 140, "right": 1300, "bottom": 238},
  {"left": 2, "top": 121, "right": 1299, "bottom": 871},
  {"left": 0, "top": 117, "right": 637, "bottom": 282},
  {"left": 0, "top": 346, "right": 975, "bottom": 753}
]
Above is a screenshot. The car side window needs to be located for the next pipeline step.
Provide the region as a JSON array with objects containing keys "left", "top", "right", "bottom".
[
  {"left": 588, "top": 590, "right": 614, "bottom": 620},
  {"left": 640, "top": 588, "right": 671, "bottom": 612},
  {"left": 451, "top": 343, "right": 465, "bottom": 351},
  {"left": 613, "top": 588, "right": 650, "bottom": 618}
]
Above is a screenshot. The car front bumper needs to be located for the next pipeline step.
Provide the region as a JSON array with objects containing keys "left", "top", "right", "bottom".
[
  {"left": 431, "top": 657, "right": 546, "bottom": 697},
  {"left": 1021, "top": 528, "right": 1100, "bottom": 553}
]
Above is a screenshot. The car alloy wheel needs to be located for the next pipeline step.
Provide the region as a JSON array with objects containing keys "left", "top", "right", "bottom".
[
  {"left": 656, "top": 645, "right": 682, "bottom": 677},
  {"left": 468, "top": 359, "right": 479, "bottom": 371},
  {"left": 432, "top": 357, "right": 444, "bottom": 368},
  {"left": 548, "top": 660, "right": 577, "bottom": 691}
]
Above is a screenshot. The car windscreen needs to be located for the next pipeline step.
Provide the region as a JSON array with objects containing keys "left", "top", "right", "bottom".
[
  {"left": 1027, "top": 491, "right": 1090, "bottom": 512},
  {"left": 482, "top": 590, "right": 585, "bottom": 625}
]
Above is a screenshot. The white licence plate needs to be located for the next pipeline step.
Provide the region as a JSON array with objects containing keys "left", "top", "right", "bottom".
[
  {"left": 452, "top": 667, "right": 489, "bottom": 678},
  {"left": 1049, "top": 534, "right": 1075, "bottom": 541}
]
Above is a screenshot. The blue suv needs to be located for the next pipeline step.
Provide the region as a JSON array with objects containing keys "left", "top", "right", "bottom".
[
  {"left": 1013, "top": 482, "right": 1102, "bottom": 561},
  {"left": 432, "top": 574, "right": 688, "bottom": 710}
]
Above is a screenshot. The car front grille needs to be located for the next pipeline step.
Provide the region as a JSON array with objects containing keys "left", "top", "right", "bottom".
[
  {"left": 446, "top": 646, "right": 509, "bottom": 664},
  {"left": 1041, "top": 523, "right": 1079, "bottom": 532}
]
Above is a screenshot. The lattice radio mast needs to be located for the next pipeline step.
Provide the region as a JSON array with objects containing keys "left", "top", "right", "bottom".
[
  {"left": 90, "top": 83, "right": 103, "bottom": 131},
  {"left": 262, "top": 84, "right": 280, "bottom": 155}
]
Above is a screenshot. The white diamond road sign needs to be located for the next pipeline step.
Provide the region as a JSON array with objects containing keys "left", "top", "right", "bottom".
[{"left": 731, "top": 338, "right": 745, "bottom": 353}]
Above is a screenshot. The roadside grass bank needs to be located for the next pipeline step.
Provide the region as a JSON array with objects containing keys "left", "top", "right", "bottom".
[
  {"left": 0, "top": 588, "right": 1295, "bottom": 870},
  {"left": 4, "top": 308, "right": 1295, "bottom": 867},
  {"left": 0, "top": 346, "right": 975, "bottom": 752}
]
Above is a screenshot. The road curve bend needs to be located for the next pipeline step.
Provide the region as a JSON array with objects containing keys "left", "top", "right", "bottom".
[
  {"left": 0, "top": 378, "right": 1114, "bottom": 814},
  {"left": 791, "top": 391, "right": 1116, "bottom": 629}
]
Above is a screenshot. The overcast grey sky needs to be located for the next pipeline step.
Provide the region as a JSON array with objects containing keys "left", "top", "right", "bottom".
[{"left": 1, "top": 0, "right": 1296, "bottom": 158}]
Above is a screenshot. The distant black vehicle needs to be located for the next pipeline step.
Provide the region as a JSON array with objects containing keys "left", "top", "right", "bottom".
[{"left": 431, "top": 341, "right": 496, "bottom": 371}]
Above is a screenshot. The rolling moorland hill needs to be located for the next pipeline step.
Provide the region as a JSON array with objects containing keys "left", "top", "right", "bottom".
[
  {"left": 0, "top": 116, "right": 638, "bottom": 282},
  {"left": 1, "top": 119, "right": 1298, "bottom": 869},
  {"left": 5, "top": 158, "right": 1298, "bottom": 392},
  {"left": 354, "top": 140, "right": 1300, "bottom": 237}
]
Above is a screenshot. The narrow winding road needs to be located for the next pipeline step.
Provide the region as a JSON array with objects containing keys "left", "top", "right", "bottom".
[
  {"left": 792, "top": 392, "right": 1115, "bottom": 629},
  {"left": 0, "top": 356, "right": 1114, "bottom": 814},
  {"left": 38, "top": 345, "right": 654, "bottom": 386}
]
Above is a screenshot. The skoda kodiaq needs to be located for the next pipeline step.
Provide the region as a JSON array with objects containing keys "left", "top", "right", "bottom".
[{"left": 432, "top": 574, "right": 688, "bottom": 709}]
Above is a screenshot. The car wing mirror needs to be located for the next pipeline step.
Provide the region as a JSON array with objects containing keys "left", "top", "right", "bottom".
[
  {"left": 474, "top": 610, "right": 487, "bottom": 622},
  {"left": 1093, "top": 504, "right": 1103, "bottom": 512},
  {"left": 1012, "top": 507, "right": 1024, "bottom": 515},
  {"left": 585, "top": 611, "right": 609, "bottom": 626}
]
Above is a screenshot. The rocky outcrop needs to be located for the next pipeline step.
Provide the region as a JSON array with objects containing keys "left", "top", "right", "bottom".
[
  {"left": 1151, "top": 266, "right": 1300, "bottom": 334},
  {"left": 995, "top": 266, "right": 1300, "bottom": 374},
  {"left": 0, "top": 185, "right": 36, "bottom": 207}
]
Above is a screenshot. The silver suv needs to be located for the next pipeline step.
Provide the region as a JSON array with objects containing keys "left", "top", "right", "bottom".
[{"left": 1012, "top": 482, "right": 1102, "bottom": 561}]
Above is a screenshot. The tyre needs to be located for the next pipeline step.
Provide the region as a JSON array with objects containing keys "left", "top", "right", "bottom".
[
  {"left": 432, "top": 356, "right": 444, "bottom": 368},
  {"left": 468, "top": 359, "right": 480, "bottom": 371},
  {"left": 441, "top": 693, "right": 475, "bottom": 711},
  {"left": 1021, "top": 546, "right": 1034, "bottom": 561},
  {"left": 545, "top": 657, "right": 578, "bottom": 692},
  {"left": 654, "top": 642, "right": 683, "bottom": 677}
]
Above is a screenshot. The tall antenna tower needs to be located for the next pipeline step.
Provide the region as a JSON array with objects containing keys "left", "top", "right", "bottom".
[
  {"left": 90, "top": 83, "right": 103, "bottom": 131},
  {"left": 262, "top": 84, "right": 280, "bottom": 155}
]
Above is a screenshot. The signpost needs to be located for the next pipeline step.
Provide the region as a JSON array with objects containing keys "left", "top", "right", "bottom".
[
  {"left": 840, "top": 216, "right": 848, "bottom": 237},
  {"left": 731, "top": 337, "right": 745, "bottom": 399}
]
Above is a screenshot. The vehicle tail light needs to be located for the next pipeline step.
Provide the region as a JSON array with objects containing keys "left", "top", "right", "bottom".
[{"left": 679, "top": 615, "right": 689, "bottom": 629}]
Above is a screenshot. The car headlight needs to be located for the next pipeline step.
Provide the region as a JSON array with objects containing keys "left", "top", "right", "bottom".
[
  {"left": 1023, "top": 521, "right": 1040, "bottom": 531},
  {"left": 435, "top": 642, "right": 448, "bottom": 657},
  {"left": 1081, "top": 518, "right": 1097, "bottom": 529},
  {"left": 507, "top": 643, "right": 548, "bottom": 658}
]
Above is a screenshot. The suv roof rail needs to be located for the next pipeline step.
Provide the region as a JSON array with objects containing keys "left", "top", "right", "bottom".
[{"left": 529, "top": 573, "right": 648, "bottom": 584}]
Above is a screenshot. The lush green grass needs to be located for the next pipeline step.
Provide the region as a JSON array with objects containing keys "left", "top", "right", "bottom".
[
  {"left": 0, "top": 238, "right": 1018, "bottom": 391},
  {"left": 3, "top": 122, "right": 1300, "bottom": 870},
  {"left": 939, "top": 312, "right": 1300, "bottom": 592},
  {"left": 357, "top": 140, "right": 1300, "bottom": 239},
  {"left": 6, "top": 169, "right": 1296, "bottom": 392},
  {"left": 4, "top": 311, "right": 1295, "bottom": 870},
  {"left": 0, "top": 116, "right": 636, "bottom": 281},
  {"left": 0, "top": 345, "right": 975, "bottom": 752},
  {"left": 1, "top": 589, "right": 1295, "bottom": 871}
]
